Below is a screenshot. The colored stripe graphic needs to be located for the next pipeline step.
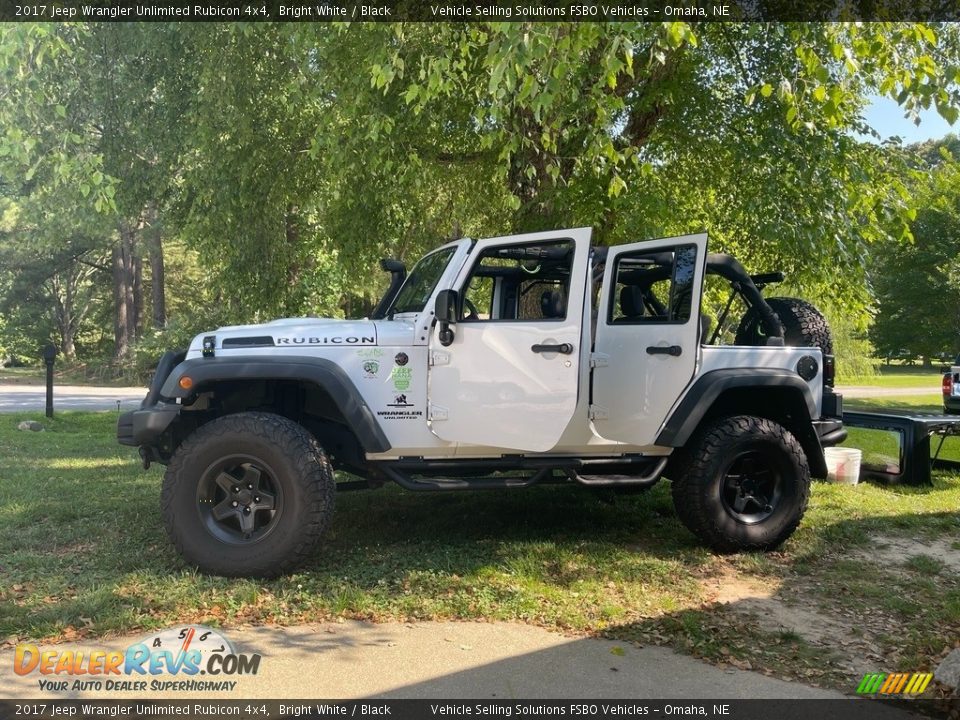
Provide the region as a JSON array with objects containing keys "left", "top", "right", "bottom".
[
  {"left": 879, "top": 674, "right": 900, "bottom": 694},
  {"left": 856, "top": 673, "right": 886, "bottom": 694},
  {"left": 857, "top": 672, "right": 933, "bottom": 695},
  {"left": 912, "top": 673, "right": 933, "bottom": 694},
  {"left": 892, "top": 674, "right": 909, "bottom": 693}
]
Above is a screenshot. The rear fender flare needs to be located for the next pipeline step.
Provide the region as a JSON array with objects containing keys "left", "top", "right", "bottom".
[{"left": 658, "top": 369, "right": 826, "bottom": 478}]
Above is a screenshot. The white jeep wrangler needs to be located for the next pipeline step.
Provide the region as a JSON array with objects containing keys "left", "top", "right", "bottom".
[{"left": 118, "top": 228, "right": 845, "bottom": 577}]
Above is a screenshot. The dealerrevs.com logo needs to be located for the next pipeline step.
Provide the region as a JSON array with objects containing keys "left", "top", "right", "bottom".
[{"left": 14, "top": 625, "right": 261, "bottom": 693}]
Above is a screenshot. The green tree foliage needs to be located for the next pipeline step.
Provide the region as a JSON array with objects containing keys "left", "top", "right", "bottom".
[
  {"left": 0, "top": 22, "right": 958, "bottom": 367},
  {"left": 315, "top": 22, "right": 959, "bottom": 286},
  {"left": 870, "top": 151, "right": 960, "bottom": 363}
]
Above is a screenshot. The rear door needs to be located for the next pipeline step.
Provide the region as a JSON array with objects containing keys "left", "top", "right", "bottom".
[
  {"left": 591, "top": 234, "right": 708, "bottom": 445},
  {"left": 427, "top": 228, "right": 591, "bottom": 452}
]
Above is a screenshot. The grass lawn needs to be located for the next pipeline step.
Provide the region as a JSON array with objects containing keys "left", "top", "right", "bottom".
[
  {"left": 843, "top": 395, "right": 960, "bottom": 466},
  {"left": 841, "top": 370, "right": 945, "bottom": 389},
  {"left": 2, "top": 412, "right": 959, "bottom": 696}
]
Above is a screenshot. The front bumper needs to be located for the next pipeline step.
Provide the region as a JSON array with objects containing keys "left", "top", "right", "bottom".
[{"left": 117, "top": 401, "right": 181, "bottom": 447}]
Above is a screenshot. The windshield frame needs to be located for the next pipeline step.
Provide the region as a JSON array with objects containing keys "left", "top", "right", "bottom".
[{"left": 386, "top": 245, "right": 459, "bottom": 316}]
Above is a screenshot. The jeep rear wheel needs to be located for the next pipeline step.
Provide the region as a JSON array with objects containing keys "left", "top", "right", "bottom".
[
  {"left": 670, "top": 415, "right": 810, "bottom": 552},
  {"left": 161, "top": 411, "right": 335, "bottom": 577}
]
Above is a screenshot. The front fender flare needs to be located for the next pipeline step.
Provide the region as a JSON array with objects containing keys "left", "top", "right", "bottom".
[{"left": 160, "top": 356, "right": 391, "bottom": 454}]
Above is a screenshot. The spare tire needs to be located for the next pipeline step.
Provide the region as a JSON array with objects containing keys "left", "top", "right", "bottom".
[{"left": 735, "top": 297, "right": 833, "bottom": 357}]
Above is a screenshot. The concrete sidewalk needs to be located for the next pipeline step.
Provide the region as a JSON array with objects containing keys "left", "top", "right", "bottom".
[
  {"left": 0, "top": 383, "right": 146, "bottom": 412},
  {"left": 3, "top": 620, "right": 861, "bottom": 701}
]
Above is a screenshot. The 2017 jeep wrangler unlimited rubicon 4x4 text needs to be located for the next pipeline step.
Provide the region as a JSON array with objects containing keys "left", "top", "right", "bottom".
[{"left": 118, "top": 228, "right": 845, "bottom": 577}]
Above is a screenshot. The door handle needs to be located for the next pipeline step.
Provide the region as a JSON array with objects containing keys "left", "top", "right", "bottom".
[
  {"left": 532, "top": 343, "right": 573, "bottom": 355},
  {"left": 646, "top": 345, "right": 682, "bottom": 356}
]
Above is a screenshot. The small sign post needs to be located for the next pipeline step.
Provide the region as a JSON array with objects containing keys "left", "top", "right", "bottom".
[{"left": 42, "top": 343, "right": 57, "bottom": 418}]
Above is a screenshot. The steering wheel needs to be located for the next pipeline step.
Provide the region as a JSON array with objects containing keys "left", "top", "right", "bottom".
[{"left": 462, "top": 297, "right": 480, "bottom": 321}]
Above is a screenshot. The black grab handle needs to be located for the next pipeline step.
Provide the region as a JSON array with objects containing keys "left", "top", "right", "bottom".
[
  {"left": 532, "top": 343, "right": 574, "bottom": 355},
  {"left": 646, "top": 345, "right": 682, "bottom": 356}
]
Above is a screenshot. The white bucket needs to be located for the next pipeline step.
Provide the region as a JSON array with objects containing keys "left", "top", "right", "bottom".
[{"left": 825, "top": 447, "right": 862, "bottom": 485}]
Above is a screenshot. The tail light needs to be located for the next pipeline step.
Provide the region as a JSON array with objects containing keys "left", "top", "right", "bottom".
[
  {"left": 943, "top": 373, "right": 952, "bottom": 396},
  {"left": 822, "top": 354, "right": 835, "bottom": 388}
]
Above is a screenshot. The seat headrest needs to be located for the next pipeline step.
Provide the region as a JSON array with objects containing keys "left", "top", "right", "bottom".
[{"left": 619, "top": 286, "right": 645, "bottom": 318}]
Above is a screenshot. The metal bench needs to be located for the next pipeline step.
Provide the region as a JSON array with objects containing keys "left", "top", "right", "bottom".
[{"left": 841, "top": 411, "right": 960, "bottom": 486}]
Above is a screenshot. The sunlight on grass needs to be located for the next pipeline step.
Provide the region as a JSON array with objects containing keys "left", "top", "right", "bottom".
[{"left": 2, "top": 410, "right": 959, "bottom": 691}]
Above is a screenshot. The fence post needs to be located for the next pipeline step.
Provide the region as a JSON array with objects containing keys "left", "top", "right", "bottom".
[{"left": 42, "top": 344, "right": 57, "bottom": 418}]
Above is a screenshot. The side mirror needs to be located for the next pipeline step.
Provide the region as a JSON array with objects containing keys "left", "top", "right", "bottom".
[
  {"left": 435, "top": 289, "right": 459, "bottom": 346},
  {"left": 435, "top": 289, "right": 459, "bottom": 324}
]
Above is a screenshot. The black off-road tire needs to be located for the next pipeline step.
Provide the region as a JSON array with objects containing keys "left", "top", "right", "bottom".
[
  {"left": 735, "top": 296, "right": 833, "bottom": 357},
  {"left": 161, "top": 411, "right": 335, "bottom": 577},
  {"left": 670, "top": 415, "right": 810, "bottom": 552}
]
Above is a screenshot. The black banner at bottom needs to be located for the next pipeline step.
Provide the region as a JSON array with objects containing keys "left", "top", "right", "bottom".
[{"left": 0, "top": 699, "right": 951, "bottom": 720}]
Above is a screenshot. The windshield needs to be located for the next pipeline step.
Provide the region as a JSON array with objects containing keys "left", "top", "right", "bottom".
[{"left": 387, "top": 247, "right": 456, "bottom": 315}]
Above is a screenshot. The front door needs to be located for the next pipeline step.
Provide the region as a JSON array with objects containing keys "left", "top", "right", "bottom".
[
  {"left": 428, "top": 228, "right": 592, "bottom": 452},
  {"left": 591, "top": 234, "right": 708, "bottom": 445}
]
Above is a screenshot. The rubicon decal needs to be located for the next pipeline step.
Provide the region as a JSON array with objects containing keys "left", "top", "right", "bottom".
[
  {"left": 277, "top": 336, "right": 375, "bottom": 345},
  {"left": 13, "top": 625, "right": 260, "bottom": 693}
]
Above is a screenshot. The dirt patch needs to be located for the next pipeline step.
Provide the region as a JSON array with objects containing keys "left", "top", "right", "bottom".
[
  {"left": 857, "top": 534, "right": 960, "bottom": 573},
  {"left": 700, "top": 566, "right": 879, "bottom": 675},
  {"left": 53, "top": 541, "right": 98, "bottom": 557},
  {"left": 704, "top": 569, "right": 846, "bottom": 644}
]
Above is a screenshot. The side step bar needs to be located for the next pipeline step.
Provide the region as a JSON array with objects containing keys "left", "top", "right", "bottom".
[
  {"left": 375, "top": 456, "right": 669, "bottom": 492},
  {"left": 379, "top": 466, "right": 557, "bottom": 491},
  {"left": 565, "top": 457, "right": 668, "bottom": 487}
]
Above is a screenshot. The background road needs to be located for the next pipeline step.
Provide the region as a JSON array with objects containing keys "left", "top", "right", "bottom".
[{"left": 0, "top": 383, "right": 145, "bottom": 412}]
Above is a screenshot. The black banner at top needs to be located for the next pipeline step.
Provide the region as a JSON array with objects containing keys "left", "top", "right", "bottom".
[{"left": 0, "top": 0, "right": 958, "bottom": 22}]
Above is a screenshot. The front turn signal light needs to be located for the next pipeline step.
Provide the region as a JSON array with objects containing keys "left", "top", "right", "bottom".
[{"left": 179, "top": 376, "right": 194, "bottom": 390}]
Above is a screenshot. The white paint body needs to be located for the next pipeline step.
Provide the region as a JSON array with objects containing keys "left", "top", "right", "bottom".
[{"left": 184, "top": 229, "right": 825, "bottom": 460}]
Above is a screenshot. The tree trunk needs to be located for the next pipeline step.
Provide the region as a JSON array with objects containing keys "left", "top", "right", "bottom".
[
  {"left": 133, "top": 251, "right": 143, "bottom": 339},
  {"left": 113, "top": 224, "right": 137, "bottom": 361},
  {"left": 147, "top": 205, "right": 166, "bottom": 328},
  {"left": 61, "top": 323, "right": 76, "bottom": 360},
  {"left": 112, "top": 242, "right": 130, "bottom": 362},
  {"left": 61, "top": 276, "right": 76, "bottom": 360}
]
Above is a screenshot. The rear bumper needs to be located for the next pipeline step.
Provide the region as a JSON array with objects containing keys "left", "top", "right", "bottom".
[
  {"left": 815, "top": 390, "right": 846, "bottom": 447},
  {"left": 813, "top": 418, "right": 847, "bottom": 447},
  {"left": 117, "top": 402, "right": 181, "bottom": 447},
  {"left": 944, "top": 395, "right": 960, "bottom": 413}
]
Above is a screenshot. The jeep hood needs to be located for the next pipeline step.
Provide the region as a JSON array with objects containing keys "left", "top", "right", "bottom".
[{"left": 186, "top": 318, "right": 379, "bottom": 355}]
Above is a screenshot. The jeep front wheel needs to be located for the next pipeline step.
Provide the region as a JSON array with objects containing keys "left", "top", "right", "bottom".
[
  {"left": 161, "top": 411, "right": 335, "bottom": 577},
  {"left": 670, "top": 415, "right": 810, "bottom": 552}
]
